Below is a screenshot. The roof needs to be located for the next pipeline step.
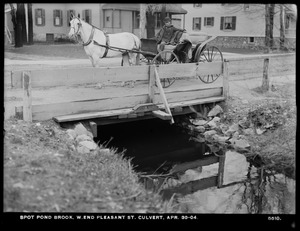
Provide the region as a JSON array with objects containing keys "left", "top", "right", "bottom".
[{"left": 102, "top": 4, "right": 187, "bottom": 14}]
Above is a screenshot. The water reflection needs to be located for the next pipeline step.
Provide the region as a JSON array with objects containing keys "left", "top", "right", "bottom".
[{"left": 142, "top": 151, "right": 295, "bottom": 214}]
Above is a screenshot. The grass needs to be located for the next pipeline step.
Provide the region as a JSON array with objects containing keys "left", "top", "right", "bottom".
[{"left": 3, "top": 118, "right": 181, "bottom": 213}]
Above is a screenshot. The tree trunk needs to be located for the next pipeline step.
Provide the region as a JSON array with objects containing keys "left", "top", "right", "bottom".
[
  {"left": 15, "top": 4, "right": 23, "bottom": 47},
  {"left": 265, "top": 4, "right": 270, "bottom": 52},
  {"left": 280, "top": 4, "right": 285, "bottom": 50},
  {"left": 269, "top": 4, "right": 275, "bottom": 48},
  {"left": 139, "top": 4, "right": 147, "bottom": 38},
  {"left": 20, "top": 3, "right": 27, "bottom": 44},
  {"left": 27, "top": 3, "right": 34, "bottom": 45}
]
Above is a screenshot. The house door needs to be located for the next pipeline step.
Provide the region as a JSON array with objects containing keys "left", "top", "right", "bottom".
[{"left": 121, "top": 11, "right": 133, "bottom": 33}]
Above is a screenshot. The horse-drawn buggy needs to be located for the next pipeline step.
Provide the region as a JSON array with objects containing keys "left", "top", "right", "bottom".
[
  {"left": 68, "top": 14, "right": 223, "bottom": 88},
  {"left": 136, "top": 32, "right": 223, "bottom": 87}
]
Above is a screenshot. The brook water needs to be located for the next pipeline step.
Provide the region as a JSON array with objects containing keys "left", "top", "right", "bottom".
[{"left": 94, "top": 118, "right": 295, "bottom": 214}]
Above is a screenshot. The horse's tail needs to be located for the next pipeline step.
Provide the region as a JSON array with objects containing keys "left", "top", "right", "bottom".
[
  {"left": 131, "top": 34, "right": 141, "bottom": 65},
  {"left": 133, "top": 34, "right": 141, "bottom": 51}
]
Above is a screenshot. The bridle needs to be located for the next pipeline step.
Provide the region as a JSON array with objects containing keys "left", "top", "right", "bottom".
[{"left": 70, "top": 19, "right": 82, "bottom": 44}]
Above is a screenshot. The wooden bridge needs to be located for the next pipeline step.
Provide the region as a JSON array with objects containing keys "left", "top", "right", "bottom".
[{"left": 13, "top": 61, "right": 228, "bottom": 129}]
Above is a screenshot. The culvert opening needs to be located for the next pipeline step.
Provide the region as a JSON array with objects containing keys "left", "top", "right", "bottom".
[{"left": 94, "top": 117, "right": 209, "bottom": 174}]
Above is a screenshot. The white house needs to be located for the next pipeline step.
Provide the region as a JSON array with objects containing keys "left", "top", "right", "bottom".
[
  {"left": 181, "top": 3, "right": 296, "bottom": 49},
  {"left": 5, "top": 3, "right": 187, "bottom": 43}
]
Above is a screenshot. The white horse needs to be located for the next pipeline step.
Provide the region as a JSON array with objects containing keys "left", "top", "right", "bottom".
[{"left": 68, "top": 14, "right": 141, "bottom": 67}]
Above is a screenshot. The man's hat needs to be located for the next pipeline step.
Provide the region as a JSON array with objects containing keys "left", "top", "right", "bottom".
[{"left": 164, "top": 17, "right": 171, "bottom": 23}]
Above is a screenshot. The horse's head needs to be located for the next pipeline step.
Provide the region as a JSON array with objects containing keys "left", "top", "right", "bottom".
[{"left": 68, "top": 14, "right": 82, "bottom": 39}]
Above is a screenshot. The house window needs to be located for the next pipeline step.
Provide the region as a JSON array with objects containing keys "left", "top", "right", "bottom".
[
  {"left": 133, "top": 11, "right": 140, "bottom": 29},
  {"left": 35, "top": 8, "right": 45, "bottom": 26},
  {"left": 220, "top": 16, "right": 236, "bottom": 30},
  {"left": 53, "top": 10, "right": 63, "bottom": 27},
  {"left": 249, "top": 37, "right": 255, "bottom": 43},
  {"left": 204, "top": 17, "right": 214, "bottom": 27},
  {"left": 285, "top": 14, "right": 295, "bottom": 29},
  {"left": 67, "top": 10, "right": 76, "bottom": 26},
  {"left": 82, "top": 9, "right": 92, "bottom": 24},
  {"left": 193, "top": 17, "right": 201, "bottom": 31},
  {"left": 193, "top": 4, "right": 202, "bottom": 8}
]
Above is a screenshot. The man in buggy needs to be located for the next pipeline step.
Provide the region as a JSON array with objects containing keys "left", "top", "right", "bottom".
[{"left": 155, "top": 17, "right": 192, "bottom": 63}]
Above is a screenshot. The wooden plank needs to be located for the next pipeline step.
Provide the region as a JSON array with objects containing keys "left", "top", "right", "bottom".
[
  {"left": 224, "top": 52, "right": 295, "bottom": 62},
  {"left": 161, "top": 175, "right": 218, "bottom": 200},
  {"left": 132, "top": 103, "right": 159, "bottom": 113},
  {"left": 152, "top": 110, "right": 172, "bottom": 120},
  {"left": 11, "top": 65, "right": 150, "bottom": 89},
  {"left": 223, "top": 61, "right": 229, "bottom": 98},
  {"left": 22, "top": 72, "right": 32, "bottom": 122},
  {"left": 163, "top": 75, "right": 224, "bottom": 93},
  {"left": 155, "top": 62, "right": 223, "bottom": 79},
  {"left": 154, "top": 66, "right": 174, "bottom": 124},
  {"left": 32, "top": 94, "right": 149, "bottom": 121},
  {"left": 148, "top": 65, "right": 155, "bottom": 103},
  {"left": 170, "top": 155, "right": 219, "bottom": 174},
  {"left": 154, "top": 87, "right": 223, "bottom": 104},
  {"left": 51, "top": 96, "right": 225, "bottom": 123}
]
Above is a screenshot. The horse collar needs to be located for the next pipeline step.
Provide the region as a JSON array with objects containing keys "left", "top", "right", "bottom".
[{"left": 82, "top": 26, "right": 95, "bottom": 47}]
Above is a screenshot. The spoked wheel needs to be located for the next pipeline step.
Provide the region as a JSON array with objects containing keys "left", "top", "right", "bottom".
[
  {"left": 195, "top": 45, "right": 224, "bottom": 83},
  {"left": 151, "top": 50, "right": 179, "bottom": 88}
]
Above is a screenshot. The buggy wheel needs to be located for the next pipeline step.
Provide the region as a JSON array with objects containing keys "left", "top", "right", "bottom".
[
  {"left": 195, "top": 45, "right": 223, "bottom": 83},
  {"left": 151, "top": 51, "right": 179, "bottom": 88}
]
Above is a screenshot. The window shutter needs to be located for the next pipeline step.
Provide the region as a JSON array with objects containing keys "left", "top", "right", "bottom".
[
  {"left": 232, "top": 16, "right": 236, "bottom": 30},
  {"left": 220, "top": 16, "right": 224, "bottom": 30},
  {"left": 53, "top": 10, "right": 56, "bottom": 26},
  {"left": 204, "top": 17, "right": 207, "bottom": 26},
  {"left": 88, "top": 10, "right": 92, "bottom": 24},
  {"left": 192, "top": 18, "right": 195, "bottom": 30},
  {"left": 212, "top": 17, "right": 214, "bottom": 26},
  {"left": 60, "top": 10, "right": 63, "bottom": 26},
  {"left": 42, "top": 9, "right": 45, "bottom": 26},
  {"left": 35, "top": 9, "right": 38, "bottom": 25},
  {"left": 199, "top": 17, "right": 201, "bottom": 30}
]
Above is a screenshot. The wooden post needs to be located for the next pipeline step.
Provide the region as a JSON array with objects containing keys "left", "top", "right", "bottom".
[
  {"left": 217, "top": 150, "right": 226, "bottom": 188},
  {"left": 262, "top": 58, "right": 269, "bottom": 91},
  {"left": 154, "top": 66, "right": 174, "bottom": 124},
  {"left": 223, "top": 60, "right": 229, "bottom": 98},
  {"left": 22, "top": 71, "right": 32, "bottom": 122},
  {"left": 148, "top": 66, "right": 155, "bottom": 103}
]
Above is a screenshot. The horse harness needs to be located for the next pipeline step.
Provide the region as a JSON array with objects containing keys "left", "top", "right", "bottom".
[{"left": 80, "top": 26, "right": 110, "bottom": 58}]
